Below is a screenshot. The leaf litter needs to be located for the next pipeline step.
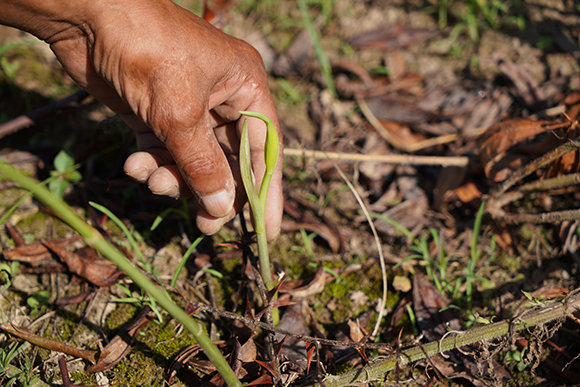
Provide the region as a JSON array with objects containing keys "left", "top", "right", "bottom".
[{"left": 1, "top": 0, "right": 580, "bottom": 386}]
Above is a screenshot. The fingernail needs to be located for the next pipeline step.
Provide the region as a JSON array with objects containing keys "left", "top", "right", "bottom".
[
  {"left": 151, "top": 183, "right": 180, "bottom": 198},
  {"left": 200, "top": 190, "right": 234, "bottom": 218},
  {"left": 126, "top": 167, "right": 148, "bottom": 182}
]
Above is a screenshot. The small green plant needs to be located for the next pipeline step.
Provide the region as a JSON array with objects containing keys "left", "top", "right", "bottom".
[
  {"left": 431, "top": 0, "right": 524, "bottom": 41},
  {"left": 0, "top": 341, "right": 40, "bottom": 387},
  {"left": 505, "top": 349, "right": 532, "bottom": 372},
  {"left": 0, "top": 262, "right": 19, "bottom": 294},
  {"left": 276, "top": 78, "right": 302, "bottom": 105},
  {"left": 26, "top": 290, "right": 50, "bottom": 316},
  {"left": 49, "top": 150, "right": 82, "bottom": 199},
  {"left": 297, "top": 0, "right": 336, "bottom": 97},
  {"left": 90, "top": 201, "right": 206, "bottom": 322},
  {"left": 371, "top": 202, "right": 494, "bottom": 311},
  {"left": 115, "top": 284, "right": 164, "bottom": 324},
  {"left": 238, "top": 110, "right": 280, "bottom": 291}
]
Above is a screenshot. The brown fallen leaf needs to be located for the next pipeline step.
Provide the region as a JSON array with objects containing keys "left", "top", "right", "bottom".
[
  {"left": 274, "top": 301, "right": 309, "bottom": 372},
  {"left": 350, "top": 24, "right": 438, "bottom": 50},
  {"left": 363, "top": 95, "right": 434, "bottom": 125},
  {"left": 272, "top": 29, "right": 312, "bottom": 77},
  {"left": 374, "top": 195, "right": 428, "bottom": 237},
  {"left": 42, "top": 239, "right": 122, "bottom": 287},
  {"left": 278, "top": 265, "right": 327, "bottom": 298},
  {"left": 432, "top": 166, "right": 469, "bottom": 210},
  {"left": 283, "top": 197, "right": 344, "bottom": 254},
  {"left": 86, "top": 307, "right": 154, "bottom": 373},
  {"left": 3, "top": 240, "right": 63, "bottom": 267},
  {"left": 478, "top": 118, "right": 569, "bottom": 182},
  {"left": 497, "top": 58, "right": 547, "bottom": 111}
]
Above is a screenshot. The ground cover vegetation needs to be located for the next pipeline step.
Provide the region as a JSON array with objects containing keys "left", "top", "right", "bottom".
[{"left": 0, "top": 0, "right": 579, "bottom": 386}]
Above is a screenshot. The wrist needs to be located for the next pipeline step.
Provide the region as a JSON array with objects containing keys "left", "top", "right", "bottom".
[
  {"left": 0, "top": 0, "right": 98, "bottom": 42},
  {"left": 0, "top": 0, "right": 171, "bottom": 45}
]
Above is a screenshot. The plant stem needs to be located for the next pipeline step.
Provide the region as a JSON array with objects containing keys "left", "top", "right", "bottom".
[
  {"left": 256, "top": 229, "right": 273, "bottom": 291},
  {"left": 0, "top": 160, "right": 242, "bottom": 387},
  {"left": 311, "top": 289, "right": 580, "bottom": 387}
]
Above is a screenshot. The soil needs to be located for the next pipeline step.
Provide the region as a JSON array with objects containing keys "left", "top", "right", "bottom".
[{"left": 0, "top": 0, "right": 579, "bottom": 386}]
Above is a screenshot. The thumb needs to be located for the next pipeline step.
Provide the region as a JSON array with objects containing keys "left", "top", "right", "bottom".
[{"left": 166, "top": 121, "right": 236, "bottom": 218}]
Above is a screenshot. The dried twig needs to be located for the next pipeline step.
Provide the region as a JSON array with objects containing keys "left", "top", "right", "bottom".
[
  {"left": 0, "top": 90, "right": 89, "bottom": 140},
  {"left": 488, "top": 136, "right": 580, "bottom": 223},
  {"left": 331, "top": 163, "right": 388, "bottom": 339},
  {"left": 284, "top": 148, "right": 469, "bottom": 167},
  {"left": 190, "top": 300, "right": 394, "bottom": 351}
]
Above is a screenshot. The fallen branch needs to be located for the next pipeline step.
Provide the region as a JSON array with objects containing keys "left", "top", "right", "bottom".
[
  {"left": 488, "top": 136, "right": 580, "bottom": 223},
  {"left": 308, "top": 288, "right": 580, "bottom": 387}
]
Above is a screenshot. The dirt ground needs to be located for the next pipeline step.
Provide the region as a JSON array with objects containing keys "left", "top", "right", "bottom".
[{"left": 0, "top": 0, "right": 580, "bottom": 386}]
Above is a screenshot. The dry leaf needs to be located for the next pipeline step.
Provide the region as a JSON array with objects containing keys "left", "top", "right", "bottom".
[
  {"left": 42, "top": 239, "right": 122, "bottom": 287},
  {"left": 350, "top": 25, "right": 438, "bottom": 50},
  {"left": 392, "top": 275, "right": 412, "bottom": 292},
  {"left": 478, "top": 118, "right": 568, "bottom": 182}
]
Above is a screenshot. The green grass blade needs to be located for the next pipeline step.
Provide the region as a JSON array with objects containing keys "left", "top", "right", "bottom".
[
  {"left": 171, "top": 234, "right": 205, "bottom": 288},
  {"left": 297, "top": 0, "right": 336, "bottom": 98},
  {"left": 89, "top": 201, "right": 145, "bottom": 262}
]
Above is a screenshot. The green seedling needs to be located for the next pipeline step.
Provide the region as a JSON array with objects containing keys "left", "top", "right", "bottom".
[
  {"left": 298, "top": 228, "right": 316, "bottom": 259},
  {"left": 371, "top": 202, "right": 494, "bottom": 312},
  {"left": 0, "top": 341, "right": 41, "bottom": 387},
  {"left": 0, "top": 262, "right": 19, "bottom": 294},
  {"left": 49, "top": 150, "right": 82, "bottom": 199},
  {"left": 150, "top": 199, "right": 194, "bottom": 235},
  {"left": 26, "top": 290, "right": 49, "bottom": 315},
  {"left": 238, "top": 110, "right": 280, "bottom": 291},
  {"left": 505, "top": 349, "right": 532, "bottom": 372},
  {"left": 276, "top": 78, "right": 302, "bottom": 105},
  {"left": 89, "top": 201, "right": 145, "bottom": 263},
  {"left": 171, "top": 234, "right": 205, "bottom": 288},
  {"left": 406, "top": 304, "right": 419, "bottom": 336},
  {"left": 116, "top": 284, "right": 163, "bottom": 324}
]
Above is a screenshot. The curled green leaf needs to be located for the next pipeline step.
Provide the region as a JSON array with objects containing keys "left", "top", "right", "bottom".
[
  {"left": 238, "top": 110, "right": 279, "bottom": 176},
  {"left": 238, "top": 110, "right": 279, "bottom": 211},
  {"left": 239, "top": 119, "right": 264, "bottom": 233}
]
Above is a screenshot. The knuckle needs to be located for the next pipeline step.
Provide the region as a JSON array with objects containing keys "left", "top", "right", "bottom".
[{"left": 184, "top": 153, "right": 218, "bottom": 176}]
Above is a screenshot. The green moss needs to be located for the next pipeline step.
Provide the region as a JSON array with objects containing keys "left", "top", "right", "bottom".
[
  {"left": 105, "top": 303, "right": 139, "bottom": 332},
  {"left": 107, "top": 351, "right": 167, "bottom": 387},
  {"left": 70, "top": 371, "right": 98, "bottom": 386}
]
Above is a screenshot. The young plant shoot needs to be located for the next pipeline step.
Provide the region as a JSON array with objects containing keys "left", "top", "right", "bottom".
[{"left": 238, "top": 111, "right": 279, "bottom": 291}]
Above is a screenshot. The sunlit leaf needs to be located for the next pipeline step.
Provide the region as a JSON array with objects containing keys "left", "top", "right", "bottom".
[{"left": 239, "top": 119, "right": 264, "bottom": 233}]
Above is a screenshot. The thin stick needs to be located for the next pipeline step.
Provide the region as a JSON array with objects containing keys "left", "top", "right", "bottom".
[
  {"left": 332, "top": 163, "right": 388, "bottom": 339},
  {"left": 283, "top": 148, "right": 469, "bottom": 167},
  {"left": 0, "top": 90, "right": 89, "bottom": 140}
]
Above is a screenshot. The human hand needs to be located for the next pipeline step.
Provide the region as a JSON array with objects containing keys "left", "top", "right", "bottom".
[{"left": 25, "top": 0, "right": 283, "bottom": 239}]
